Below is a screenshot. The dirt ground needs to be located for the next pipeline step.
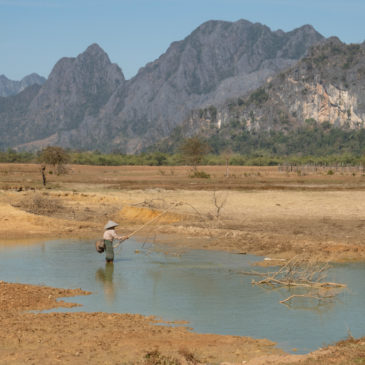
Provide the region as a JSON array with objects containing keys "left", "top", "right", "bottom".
[
  {"left": 1, "top": 282, "right": 363, "bottom": 365},
  {"left": 1, "top": 163, "right": 365, "bottom": 364},
  {"left": 0, "top": 282, "right": 286, "bottom": 364},
  {"left": 1, "top": 164, "right": 365, "bottom": 262}
]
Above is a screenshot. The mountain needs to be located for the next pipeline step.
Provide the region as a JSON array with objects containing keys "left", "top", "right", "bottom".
[
  {"left": 0, "top": 44, "right": 125, "bottom": 150},
  {"left": 0, "top": 19, "right": 323, "bottom": 152},
  {"left": 175, "top": 37, "right": 365, "bottom": 137},
  {"left": 165, "top": 37, "right": 365, "bottom": 153},
  {"left": 0, "top": 73, "right": 46, "bottom": 97}
]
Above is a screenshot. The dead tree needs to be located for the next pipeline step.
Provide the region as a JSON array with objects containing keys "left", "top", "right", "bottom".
[
  {"left": 245, "top": 255, "right": 346, "bottom": 306},
  {"left": 212, "top": 190, "right": 228, "bottom": 220}
]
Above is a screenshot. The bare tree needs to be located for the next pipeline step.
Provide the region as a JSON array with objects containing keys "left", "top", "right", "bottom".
[
  {"left": 212, "top": 190, "right": 228, "bottom": 220},
  {"left": 222, "top": 148, "right": 233, "bottom": 178}
]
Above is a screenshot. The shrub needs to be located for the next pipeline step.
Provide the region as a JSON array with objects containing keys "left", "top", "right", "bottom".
[
  {"left": 144, "top": 350, "right": 181, "bottom": 365},
  {"left": 189, "top": 170, "right": 210, "bottom": 179},
  {"left": 17, "top": 193, "right": 63, "bottom": 215}
]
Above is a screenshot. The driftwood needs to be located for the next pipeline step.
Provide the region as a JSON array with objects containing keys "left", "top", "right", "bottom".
[
  {"left": 279, "top": 293, "right": 335, "bottom": 304},
  {"left": 246, "top": 255, "right": 346, "bottom": 306}
]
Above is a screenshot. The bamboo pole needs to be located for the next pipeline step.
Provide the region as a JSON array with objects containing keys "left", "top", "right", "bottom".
[{"left": 113, "top": 202, "right": 182, "bottom": 249}]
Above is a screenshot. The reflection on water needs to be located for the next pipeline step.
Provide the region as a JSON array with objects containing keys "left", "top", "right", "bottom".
[
  {"left": 95, "top": 263, "right": 115, "bottom": 303},
  {"left": 0, "top": 239, "right": 364, "bottom": 354}
]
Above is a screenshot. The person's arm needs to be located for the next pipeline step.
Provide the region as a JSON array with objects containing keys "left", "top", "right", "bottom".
[
  {"left": 112, "top": 230, "right": 129, "bottom": 241},
  {"left": 112, "top": 230, "right": 129, "bottom": 247}
]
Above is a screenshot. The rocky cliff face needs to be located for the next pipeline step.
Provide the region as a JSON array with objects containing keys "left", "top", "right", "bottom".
[
  {"left": 0, "top": 73, "right": 46, "bottom": 97},
  {"left": 179, "top": 38, "right": 365, "bottom": 142},
  {"left": 0, "top": 20, "right": 323, "bottom": 151},
  {"left": 0, "top": 44, "right": 125, "bottom": 149},
  {"left": 78, "top": 20, "right": 323, "bottom": 152}
]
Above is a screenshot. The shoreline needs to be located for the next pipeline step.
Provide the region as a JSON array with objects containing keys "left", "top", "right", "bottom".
[
  {"left": 1, "top": 280, "right": 364, "bottom": 364},
  {"left": 0, "top": 281, "right": 288, "bottom": 364}
]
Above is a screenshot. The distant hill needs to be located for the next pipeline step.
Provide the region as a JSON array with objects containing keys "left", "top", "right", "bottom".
[
  {"left": 0, "top": 44, "right": 125, "bottom": 150},
  {"left": 0, "top": 19, "right": 323, "bottom": 152},
  {"left": 160, "top": 37, "right": 365, "bottom": 154},
  {"left": 0, "top": 73, "right": 46, "bottom": 97}
]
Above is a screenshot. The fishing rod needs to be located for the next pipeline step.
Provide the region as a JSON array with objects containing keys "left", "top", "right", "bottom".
[{"left": 113, "top": 202, "right": 182, "bottom": 249}]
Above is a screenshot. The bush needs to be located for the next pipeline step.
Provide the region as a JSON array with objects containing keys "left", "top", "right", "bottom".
[
  {"left": 189, "top": 170, "right": 210, "bottom": 179},
  {"left": 144, "top": 350, "right": 181, "bottom": 365},
  {"left": 17, "top": 193, "right": 63, "bottom": 215}
]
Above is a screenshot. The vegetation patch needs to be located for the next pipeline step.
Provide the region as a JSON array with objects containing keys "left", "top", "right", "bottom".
[
  {"left": 144, "top": 350, "right": 181, "bottom": 365},
  {"left": 15, "top": 193, "right": 64, "bottom": 215},
  {"left": 189, "top": 170, "right": 210, "bottom": 179}
]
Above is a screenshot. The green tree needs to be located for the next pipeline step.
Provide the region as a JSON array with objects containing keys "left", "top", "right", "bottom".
[
  {"left": 180, "top": 137, "right": 210, "bottom": 171},
  {"left": 38, "top": 146, "right": 70, "bottom": 185}
]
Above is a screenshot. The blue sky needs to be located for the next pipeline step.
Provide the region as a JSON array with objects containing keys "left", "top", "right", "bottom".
[{"left": 1, "top": 0, "right": 364, "bottom": 81}]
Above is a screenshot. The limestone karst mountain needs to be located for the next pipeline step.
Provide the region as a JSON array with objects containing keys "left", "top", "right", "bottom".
[
  {"left": 0, "top": 73, "right": 46, "bottom": 97},
  {"left": 0, "top": 44, "right": 125, "bottom": 150},
  {"left": 0, "top": 19, "right": 324, "bottom": 151},
  {"left": 172, "top": 37, "right": 365, "bottom": 152}
]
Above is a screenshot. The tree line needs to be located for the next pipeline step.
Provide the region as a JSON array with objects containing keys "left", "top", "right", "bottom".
[
  {"left": 0, "top": 121, "right": 365, "bottom": 167},
  {"left": 0, "top": 146, "right": 364, "bottom": 168}
]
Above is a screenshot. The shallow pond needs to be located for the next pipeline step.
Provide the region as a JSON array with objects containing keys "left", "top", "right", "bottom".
[{"left": 0, "top": 239, "right": 364, "bottom": 354}]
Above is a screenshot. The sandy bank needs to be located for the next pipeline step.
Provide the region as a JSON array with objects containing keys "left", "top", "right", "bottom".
[
  {"left": 1, "top": 187, "right": 365, "bottom": 263},
  {"left": 0, "top": 281, "right": 285, "bottom": 364}
]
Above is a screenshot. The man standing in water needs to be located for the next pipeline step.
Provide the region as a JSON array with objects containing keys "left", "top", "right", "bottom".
[{"left": 103, "top": 220, "right": 129, "bottom": 263}]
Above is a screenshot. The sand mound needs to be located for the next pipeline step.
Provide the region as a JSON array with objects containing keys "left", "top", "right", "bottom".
[{"left": 116, "top": 206, "right": 186, "bottom": 224}]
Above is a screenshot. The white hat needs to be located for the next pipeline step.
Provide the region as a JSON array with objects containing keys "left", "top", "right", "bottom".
[{"left": 104, "top": 220, "right": 119, "bottom": 230}]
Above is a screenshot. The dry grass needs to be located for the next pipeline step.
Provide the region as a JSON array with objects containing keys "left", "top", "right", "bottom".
[
  {"left": 281, "top": 336, "right": 365, "bottom": 365},
  {"left": 14, "top": 192, "right": 64, "bottom": 215},
  {"left": 143, "top": 350, "right": 182, "bottom": 365},
  {"left": 1, "top": 163, "right": 365, "bottom": 191}
]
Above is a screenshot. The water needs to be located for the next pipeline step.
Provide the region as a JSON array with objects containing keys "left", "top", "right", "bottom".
[{"left": 0, "top": 239, "right": 364, "bottom": 354}]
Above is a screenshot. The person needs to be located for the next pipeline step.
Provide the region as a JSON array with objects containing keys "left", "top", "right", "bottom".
[{"left": 103, "top": 220, "right": 129, "bottom": 263}]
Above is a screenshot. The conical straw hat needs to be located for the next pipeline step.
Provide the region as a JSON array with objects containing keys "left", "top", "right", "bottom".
[{"left": 104, "top": 220, "right": 119, "bottom": 230}]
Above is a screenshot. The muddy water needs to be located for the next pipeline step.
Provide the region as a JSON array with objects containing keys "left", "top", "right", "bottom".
[{"left": 0, "top": 239, "right": 364, "bottom": 354}]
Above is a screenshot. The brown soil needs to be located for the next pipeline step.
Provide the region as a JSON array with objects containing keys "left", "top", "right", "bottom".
[
  {"left": 1, "top": 282, "right": 363, "bottom": 364},
  {"left": 0, "top": 281, "right": 284, "bottom": 364},
  {"left": 1, "top": 163, "right": 365, "bottom": 364},
  {"left": 1, "top": 177, "right": 365, "bottom": 262}
]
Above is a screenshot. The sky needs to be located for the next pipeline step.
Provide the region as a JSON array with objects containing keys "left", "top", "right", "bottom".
[{"left": 1, "top": 0, "right": 364, "bottom": 81}]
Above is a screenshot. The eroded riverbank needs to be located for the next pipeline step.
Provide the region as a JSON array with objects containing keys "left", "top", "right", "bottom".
[
  {"left": 0, "top": 281, "right": 285, "bottom": 364},
  {"left": 1, "top": 280, "right": 364, "bottom": 364},
  {"left": 1, "top": 186, "right": 365, "bottom": 263}
]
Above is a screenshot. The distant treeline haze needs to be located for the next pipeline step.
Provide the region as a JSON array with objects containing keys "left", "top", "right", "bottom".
[{"left": 1, "top": 123, "right": 365, "bottom": 167}]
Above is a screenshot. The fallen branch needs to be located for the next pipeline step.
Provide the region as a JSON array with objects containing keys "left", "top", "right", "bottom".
[
  {"left": 280, "top": 293, "right": 335, "bottom": 304},
  {"left": 243, "top": 255, "right": 346, "bottom": 306},
  {"left": 252, "top": 277, "right": 346, "bottom": 289}
]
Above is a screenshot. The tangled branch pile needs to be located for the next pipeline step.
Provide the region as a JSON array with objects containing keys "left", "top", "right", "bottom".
[{"left": 248, "top": 255, "right": 346, "bottom": 305}]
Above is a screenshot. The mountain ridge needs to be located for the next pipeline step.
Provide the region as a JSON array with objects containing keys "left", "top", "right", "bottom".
[
  {"left": 0, "top": 19, "right": 324, "bottom": 152},
  {"left": 0, "top": 73, "right": 46, "bottom": 97},
  {"left": 162, "top": 37, "right": 365, "bottom": 154}
]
